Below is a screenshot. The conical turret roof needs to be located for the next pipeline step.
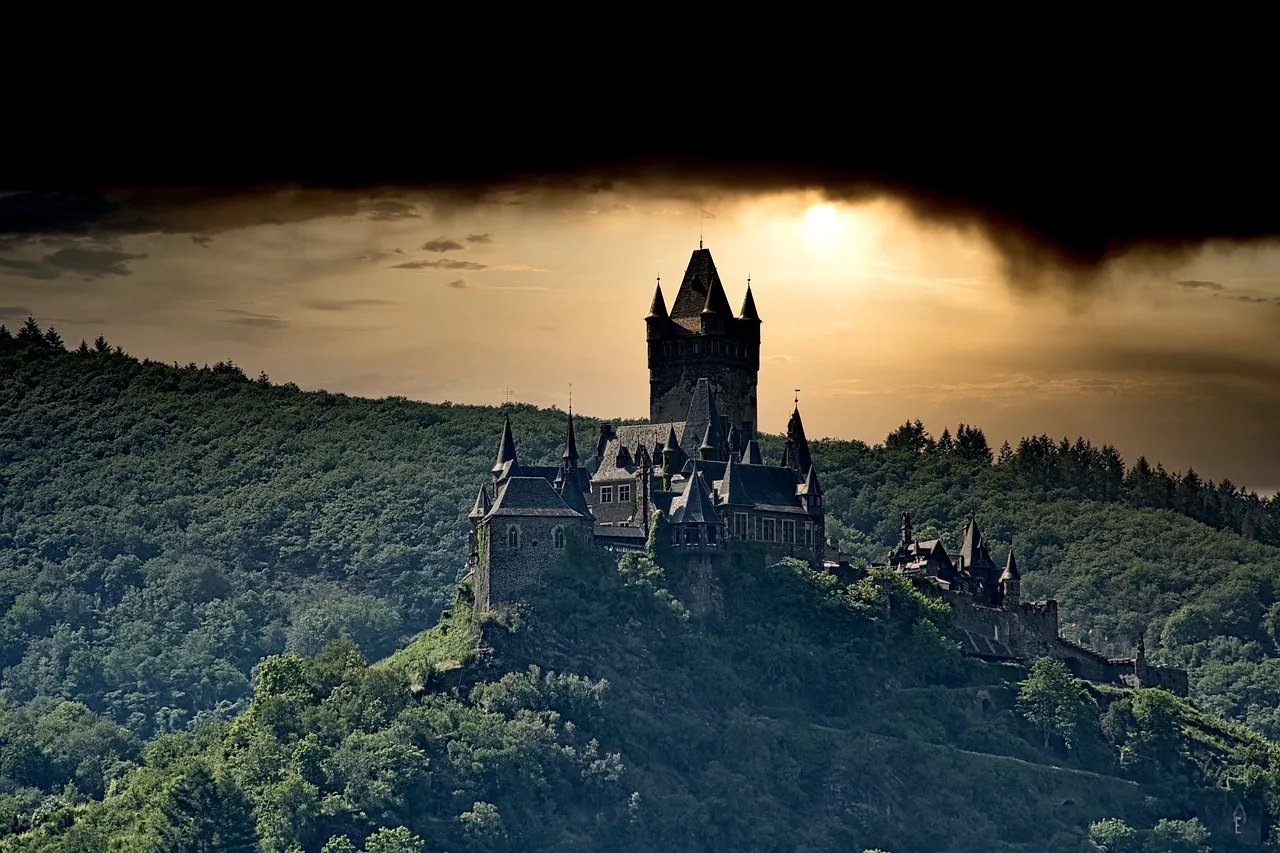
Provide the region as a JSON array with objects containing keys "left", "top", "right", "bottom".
[
  {"left": 671, "top": 464, "right": 720, "bottom": 524},
  {"left": 802, "top": 465, "right": 823, "bottom": 497},
  {"left": 1000, "top": 550, "right": 1020, "bottom": 581},
  {"left": 492, "top": 415, "right": 518, "bottom": 475},
  {"left": 562, "top": 410, "right": 579, "bottom": 464},
  {"left": 785, "top": 405, "right": 813, "bottom": 475},
  {"left": 670, "top": 248, "right": 732, "bottom": 319},
  {"left": 739, "top": 283, "right": 760, "bottom": 321},
  {"left": 647, "top": 281, "right": 668, "bottom": 319}
]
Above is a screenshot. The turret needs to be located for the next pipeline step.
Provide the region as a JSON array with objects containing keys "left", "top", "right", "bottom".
[
  {"left": 646, "top": 279, "right": 668, "bottom": 341},
  {"left": 800, "top": 465, "right": 824, "bottom": 515},
  {"left": 492, "top": 415, "right": 519, "bottom": 483},
  {"left": 561, "top": 408, "right": 579, "bottom": 475},
  {"left": 999, "top": 550, "right": 1021, "bottom": 607},
  {"left": 661, "top": 425, "right": 679, "bottom": 490},
  {"left": 698, "top": 423, "right": 717, "bottom": 461}
]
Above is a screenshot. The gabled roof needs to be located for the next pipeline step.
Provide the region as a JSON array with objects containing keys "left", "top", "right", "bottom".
[
  {"left": 718, "top": 454, "right": 750, "bottom": 506},
  {"left": 783, "top": 406, "right": 813, "bottom": 475},
  {"left": 744, "top": 439, "right": 764, "bottom": 465},
  {"left": 670, "top": 248, "right": 729, "bottom": 320},
  {"left": 711, "top": 462, "right": 805, "bottom": 512},
  {"left": 488, "top": 476, "right": 584, "bottom": 518},
  {"left": 959, "top": 517, "right": 998, "bottom": 573},
  {"left": 669, "top": 465, "right": 720, "bottom": 524},
  {"left": 560, "top": 471, "right": 592, "bottom": 517},
  {"left": 800, "top": 465, "right": 823, "bottom": 497}
]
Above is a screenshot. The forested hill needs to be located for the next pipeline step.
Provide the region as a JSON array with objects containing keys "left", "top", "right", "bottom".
[{"left": 5, "top": 319, "right": 1280, "bottom": 847}]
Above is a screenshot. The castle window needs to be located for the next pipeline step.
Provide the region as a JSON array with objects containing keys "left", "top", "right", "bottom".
[
  {"left": 782, "top": 519, "right": 795, "bottom": 544},
  {"left": 684, "top": 527, "right": 698, "bottom": 545},
  {"left": 755, "top": 516, "right": 763, "bottom": 541},
  {"left": 707, "top": 524, "right": 717, "bottom": 543},
  {"left": 762, "top": 518, "right": 776, "bottom": 542},
  {"left": 600, "top": 486, "right": 613, "bottom": 503},
  {"left": 554, "top": 527, "right": 565, "bottom": 549},
  {"left": 508, "top": 527, "right": 520, "bottom": 549},
  {"left": 734, "top": 513, "right": 748, "bottom": 538},
  {"left": 618, "top": 484, "right": 631, "bottom": 503},
  {"left": 805, "top": 521, "right": 814, "bottom": 546}
]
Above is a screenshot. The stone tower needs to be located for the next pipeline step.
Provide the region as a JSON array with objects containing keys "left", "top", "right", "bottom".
[{"left": 647, "top": 247, "right": 761, "bottom": 439}]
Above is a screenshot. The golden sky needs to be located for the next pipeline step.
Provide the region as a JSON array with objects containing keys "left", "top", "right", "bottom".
[{"left": 3, "top": 186, "right": 1279, "bottom": 493}]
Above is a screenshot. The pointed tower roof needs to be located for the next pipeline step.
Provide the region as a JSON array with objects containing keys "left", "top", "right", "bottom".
[
  {"left": 801, "top": 465, "right": 823, "bottom": 497},
  {"left": 681, "top": 378, "right": 723, "bottom": 459},
  {"left": 726, "top": 423, "right": 743, "bottom": 460},
  {"left": 670, "top": 248, "right": 732, "bottom": 319},
  {"left": 699, "top": 423, "right": 715, "bottom": 454},
  {"left": 562, "top": 410, "right": 579, "bottom": 464},
  {"left": 785, "top": 405, "right": 813, "bottom": 475},
  {"left": 647, "top": 281, "right": 668, "bottom": 319},
  {"left": 959, "top": 516, "right": 997, "bottom": 572},
  {"left": 744, "top": 439, "right": 764, "bottom": 465},
  {"left": 469, "top": 485, "right": 491, "bottom": 519},
  {"left": 1000, "top": 550, "right": 1020, "bottom": 582},
  {"left": 664, "top": 424, "right": 680, "bottom": 452},
  {"left": 739, "top": 282, "right": 760, "bottom": 321},
  {"left": 492, "top": 415, "right": 519, "bottom": 475},
  {"left": 670, "top": 464, "right": 720, "bottom": 524}
]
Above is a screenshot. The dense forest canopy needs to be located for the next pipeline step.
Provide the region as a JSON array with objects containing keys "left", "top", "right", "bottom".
[{"left": 4, "top": 318, "right": 1280, "bottom": 850}]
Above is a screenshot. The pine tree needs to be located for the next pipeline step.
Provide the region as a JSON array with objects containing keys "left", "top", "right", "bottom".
[
  {"left": 94, "top": 335, "right": 111, "bottom": 353},
  {"left": 936, "top": 428, "right": 953, "bottom": 454},
  {"left": 77, "top": 339, "right": 90, "bottom": 355},
  {"left": 16, "top": 317, "right": 43, "bottom": 346},
  {"left": 43, "top": 326, "right": 64, "bottom": 349},
  {"left": 154, "top": 763, "right": 258, "bottom": 852},
  {"left": 997, "top": 440, "right": 1013, "bottom": 464}
]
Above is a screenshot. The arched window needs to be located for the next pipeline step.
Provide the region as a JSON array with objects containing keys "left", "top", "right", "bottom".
[
  {"left": 508, "top": 527, "right": 519, "bottom": 549},
  {"left": 553, "top": 527, "right": 565, "bottom": 549}
]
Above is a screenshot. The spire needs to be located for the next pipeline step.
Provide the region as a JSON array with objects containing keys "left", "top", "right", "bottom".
[
  {"left": 562, "top": 408, "right": 579, "bottom": 467},
  {"left": 671, "top": 462, "right": 720, "bottom": 524},
  {"left": 664, "top": 424, "right": 680, "bottom": 452},
  {"left": 785, "top": 404, "right": 813, "bottom": 474},
  {"left": 739, "top": 280, "right": 760, "bottom": 321},
  {"left": 670, "top": 248, "right": 731, "bottom": 319},
  {"left": 698, "top": 423, "right": 716, "bottom": 460},
  {"left": 1000, "top": 549, "right": 1020, "bottom": 581},
  {"left": 720, "top": 452, "right": 749, "bottom": 505},
  {"left": 744, "top": 439, "right": 763, "bottom": 465},
  {"left": 726, "top": 423, "right": 743, "bottom": 460},
  {"left": 959, "top": 516, "right": 982, "bottom": 569},
  {"left": 469, "top": 484, "right": 491, "bottom": 519},
  {"left": 492, "top": 415, "right": 518, "bottom": 476},
  {"left": 647, "top": 279, "right": 668, "bottom": 319}
]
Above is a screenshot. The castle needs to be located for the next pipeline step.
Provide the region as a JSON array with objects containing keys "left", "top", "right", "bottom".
[{"left": 462, "top": 245, "right": 1187, "bottom": 696}]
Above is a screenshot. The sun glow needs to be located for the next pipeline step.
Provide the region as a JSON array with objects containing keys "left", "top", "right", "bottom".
[{"left": 803, "top": 203, "right": 844, "bottom": 249}]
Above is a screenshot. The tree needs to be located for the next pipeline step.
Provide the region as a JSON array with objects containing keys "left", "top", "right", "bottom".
[
  {"left": 43, "top": 326, "right": 64, "bottom": 349},
  {"left": 364, "top": 826, "right": 425, "bottom": 853},
  {"left": 1146, "top": 818, "right": 1210, "bottom": 853},
  {"left": 154, "top": 763, "right": 258, "bottom": 852},
  {"left": 1016, "top": 658, "right": 1098, "bottom": 750},
  {"left": 1088, "top": 818, "right": 1141, "bottom": 853},
  {"left": 955, "top": 423, "right": 993, "bottom": 463},
  {"left": 16, "top": 316, "right": 44, "bottom": 346},
  {"left": 997, "top": 440, "right": 1013, "bottom": 464},
  {"left": 884, "top": 419, "right": 934, "bottom": 455}
]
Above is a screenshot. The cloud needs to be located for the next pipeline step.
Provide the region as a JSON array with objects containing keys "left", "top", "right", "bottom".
[
  {"left": 446, "top": 279, "right": 468, "bottom": 289},
  {"left": 422, "top": 237, "right": 465, "bottom": 252},
  {"left": 466, "top": 233, "right": 493, "bottom": 244},
  {"left": 443, "top": 278, "right": 559, "bottom": 293},
  {"left": 1174, "top": 280, "right": 1225, "bottom": 291},
  {"left": 0, "top": 246, "right": 149, "bottom": 279},
  {"left": 0, "top": 305, "right": 34, "bottom": 318},
  {"left": 191, "top": 234, "right": 212, "bottom": 248},
  {"left": 391, "top": 258, "right": 488, "bottom": 271},
  {"left": 363, "top": 199, "right": 420, "bottom": 221},
  {"left": 219, "top": 308, "right": 289, "bottom": 329},
  {"left": 303, "top": 298, "right": 397, "bottom": 311}
]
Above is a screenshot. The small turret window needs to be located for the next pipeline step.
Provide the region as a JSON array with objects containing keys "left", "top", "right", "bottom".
[
  {"left": 553, "top": 528, "right": 565, "bottom": 549},
  {"left": 707, "top": 525, "right": 717, "bottom": 544},
  {"left": 508, "top": 527, "right": 520, "bottom": 549}
]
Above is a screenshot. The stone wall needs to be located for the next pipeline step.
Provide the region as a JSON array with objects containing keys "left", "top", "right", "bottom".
[
  {"left": 591, "top": 475, "right": 640, "bottom": 525},
  {"left": 478, "top": 516, "right": 588, "bottom": 612},
  {"left": 649, "top": 340, "right": 759, "bottom": 437}
]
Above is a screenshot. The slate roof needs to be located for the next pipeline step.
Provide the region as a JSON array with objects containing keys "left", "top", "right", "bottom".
[
  {"left": 784, "top": 406, "right": 814, "bottom": 475},
  {"left": 488, "top": 476, "right": 584, "bottom": 518},
  {"left": 744, "top": 440, "right": 764, "bottom": 465},
  {"left": 647, "top": 282, "right": 668, "bottom": 319},
  {"left": 959, "top": 517, "right": 998, "bottom": 574},
  {"left": 560, "top": 471, "right": 592, "bottom": 516},
  {"left": 955, "top": 627, "right": 1023, "bottom": 661},
  {"left": 469, "top": 485, "right": 491, "bottom": 519},
  {"left": 739, "top": 284, "right": 760, "bottom": 321},
  {"left": 670, "top": 248, "right": 728, "bottom": 322},
  {"left": 492, "top": 415, "right": 518, "bottom": 475},
  {"left": 1000, "top": 551, "right": 1020, "bottom": 582},
  {"left": 669, "top": 467, "right": 720, "bottom": 524},
  {"left": 680, "top": 379, "right": 723, "bottom": 459}
]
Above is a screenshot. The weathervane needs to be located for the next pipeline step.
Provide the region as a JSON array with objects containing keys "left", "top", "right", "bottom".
[{"left": 700, "top": 206, "right": 715, "bottom": 249}]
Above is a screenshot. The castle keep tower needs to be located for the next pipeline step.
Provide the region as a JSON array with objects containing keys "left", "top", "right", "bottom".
[{"left": 647, "top": 248, "right": 761, "bottom": 439}]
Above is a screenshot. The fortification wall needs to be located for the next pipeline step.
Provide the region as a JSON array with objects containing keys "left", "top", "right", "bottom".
[
  {"left": 649, "top": 352, "right": 759, "bottom": 437},
  {"left": 942, "top": 591, "right": 1060, "bottom": 658}
]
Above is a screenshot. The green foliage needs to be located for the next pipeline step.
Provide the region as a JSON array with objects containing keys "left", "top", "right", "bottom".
[{"left": 1017, "top": 658, "right": 1100, "bottom": 750}]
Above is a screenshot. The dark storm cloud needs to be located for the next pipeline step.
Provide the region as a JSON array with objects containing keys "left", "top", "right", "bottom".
[
  {"left": 3, "top": 62, "right": 1276, "bottom": 295},
  {"left": 0, "top": 305, "right": 34, "bottom": 318},
  {"left": 303, "top": 298, "right": 397, "bottom": 311},
  {"left": 192, "top": 235, "right": 212, "bottom": 248},
  {"left": 220, "top": 309, "right": 289, "bottom": 329},
  {"left": 391, "top": 259, "right": 488, "bottom": 271},
  {"left": 0, "top": 246, "right": 148, "bottom": 279},
  {"left": 422, "top": 238, "right": 464, "bottom": 252},
  {"left": 1174, "top": 280, "right": 1225, "bottom": 291},
  {"left": 365, "top": 199, "right": 420, "bottom": 221},
  {"left": 466, "top": 233, "right": 493, "bottom": 244}
]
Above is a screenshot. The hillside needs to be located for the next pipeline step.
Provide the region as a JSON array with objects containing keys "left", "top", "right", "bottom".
[
  {"left": 6, "top": 321, "right": 1280, "bottom": 847},
  {"left": 6, "top": 548, "right": 1280, "bottom": 851}
]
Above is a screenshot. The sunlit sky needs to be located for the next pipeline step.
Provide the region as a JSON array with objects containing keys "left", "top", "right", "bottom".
[{"left": 3, "top": 186, "right": 1280, "bottom": 493}]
